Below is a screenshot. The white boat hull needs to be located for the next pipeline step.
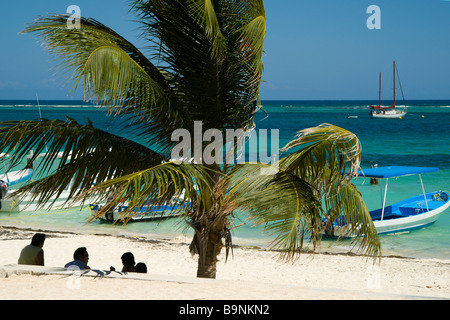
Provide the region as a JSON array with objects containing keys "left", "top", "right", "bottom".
[
  {"left": 371, "top": 109, "right": 407, "bottom": 119},
  {"left": 89, "top": 202, "right": 184, "bottom": 223},
  {"left": 328, "top": 191, "right": 450, "bottom": 237},
  {"left": 0, "top": 169, "right": 33, "bottom": 186},
  {"left": 373, "top": 200, "right": 447, "bottom": 234},
  {"left": 0, "top": 168, "right": 35, "bottom": 212},
  {"left": 1, "top": 189, "right": 84, "bottom": 212}
]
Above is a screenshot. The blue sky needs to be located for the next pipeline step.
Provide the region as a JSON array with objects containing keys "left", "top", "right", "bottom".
[{"left": 1, "top": 0, "right": 450, "bottom": 100}]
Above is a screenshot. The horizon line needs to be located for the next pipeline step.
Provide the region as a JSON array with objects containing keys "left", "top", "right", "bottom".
[{"left": 2, "top": 98, "right": 450, "bottom": 102}]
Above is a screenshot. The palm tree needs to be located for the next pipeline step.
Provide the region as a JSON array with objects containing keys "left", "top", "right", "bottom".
[{"left": 0, "top": 0, "right": 380, "bottom": 279}]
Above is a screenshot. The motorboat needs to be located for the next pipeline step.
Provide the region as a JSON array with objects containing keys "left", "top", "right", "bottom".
[
  {"left": 326, "top": 166, "right": 450, "bottom": 236},
  {"left": 89, "top": 200, "right": 185, "bottom": 223},
  {"left": 0, "top": 168, "right": 33, "bottom": 211},
  {"left": 0, "top": 152, "right": 84, "bottom": 212},
  {"left": 89, "top": 188, "right": 188, "bottom": 223},
  {"left": 0, "top": 153, "right": 34, "bottom": 211}
]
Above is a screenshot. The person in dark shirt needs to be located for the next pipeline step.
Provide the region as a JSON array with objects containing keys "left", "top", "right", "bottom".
[{"left": 121, "top": 252, "right": 136, "bottom": 272}]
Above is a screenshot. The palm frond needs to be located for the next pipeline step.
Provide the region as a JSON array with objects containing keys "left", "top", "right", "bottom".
[
  {"left": 236, "top": 1, "right": 266, "bottom": 76},
  {"left": 85, "top": 161, "right": 215, "bottom": 224},
  {"left": 221, "top": 163, "right": 322, "bottom": 261},
  {"left": 214, "top": 124, "right": 379, "bottom": 260},
  {"left": 21, "top": 15, "right": 185, "bottom": 151},
  {"left": 0, "top": 118, "right": 165, "bottom": 207},
  {"left": 279, "top": 123, "right": 381, "bottom": 258},
  {"left": 130, "top": 0, "right": 265, "bottom": 134},
  {"left": 23, "top": 1, "right": 266, "bottom": 153},
  {"left": 280, "top": 123, "right": 362, "bottom": 190},
  {"left": 188, "top": 0, "right": 226, "bottom": 55},
  {"left": 324, "top": 175, "right": 381, "bottom": 258},
  {"left": 22, "top": 15, "right": 166, "bottom": 103}
]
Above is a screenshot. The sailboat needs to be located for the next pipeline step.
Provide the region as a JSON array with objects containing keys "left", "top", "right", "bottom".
[{"left": 370, "top": 61, "right": 408, "bottom": 119}]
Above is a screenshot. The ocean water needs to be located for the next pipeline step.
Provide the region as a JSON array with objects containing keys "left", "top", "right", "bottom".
[{"left": 0, "top": 99, "right": 449, "bottom": 260}]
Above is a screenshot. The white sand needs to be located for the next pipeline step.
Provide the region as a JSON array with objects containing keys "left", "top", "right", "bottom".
[{"left": 0, "top": 227, "right": 449, "bottom": 300}]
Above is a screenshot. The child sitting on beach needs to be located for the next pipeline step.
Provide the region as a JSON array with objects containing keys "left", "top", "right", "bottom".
[
  {"left": 135, "top": 262, "right": 147, "bottom": 273},
  {"left": 110, "top": 252, "right": 147, "bottom": 273}
]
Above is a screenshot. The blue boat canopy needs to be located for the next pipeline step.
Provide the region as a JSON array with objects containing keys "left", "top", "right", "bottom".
[{"left": 357, "top": 166, "right": 439, "bottom": 178}]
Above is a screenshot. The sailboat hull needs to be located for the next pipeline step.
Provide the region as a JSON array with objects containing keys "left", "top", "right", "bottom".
[{"left": 371, "top": 109, "right": 407, "bottom": 119}]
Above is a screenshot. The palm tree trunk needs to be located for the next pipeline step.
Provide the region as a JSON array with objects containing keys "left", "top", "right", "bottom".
[{"left": 190, "top": 228, "right": 223, "bottom": 279}]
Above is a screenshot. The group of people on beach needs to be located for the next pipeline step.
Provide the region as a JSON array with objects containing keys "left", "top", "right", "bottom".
[{"left": 17, "top": 233, "right": 147, "bottom": 273}]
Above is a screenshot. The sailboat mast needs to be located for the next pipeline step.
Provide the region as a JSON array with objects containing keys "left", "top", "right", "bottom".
[
  {"left": 393, "top": 60, "right": 396, "bottom": 107},
  {"left": 378, "top": 72, "right": 381, "bottom": 106}
]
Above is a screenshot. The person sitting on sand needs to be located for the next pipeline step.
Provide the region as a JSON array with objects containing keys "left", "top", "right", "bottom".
[
  {"left": 135, "top": 262, "right": 147, "bottom": 273},
  {"left": 64, "top": 247, "right": 91, "bottom": 270},
  {"left": 18, "top": 233, "right": 45, "bottom": 266},
  {"left": 121, "top": 252, "right": 136, "bottom": 273}
]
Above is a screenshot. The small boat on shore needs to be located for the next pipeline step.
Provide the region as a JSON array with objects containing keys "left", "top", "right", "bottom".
[
  {"left": 0, "top": 152, "right": 87, "bottom": 212},
  {"left": 89, "top": 200, "right": 185, "bottom": 223},
  {"left": 326, "top": 166, "right": 450, "bottom": 236},
  {"left": 0, "top": 153, "right": 34, "bottom": 211},
  {"left": 89, "top": 189, "right": 188, "bottom": 223},
  {"left": 0, "top": 168, "right": 33, "bottom": 211},
  {"left": 90, "top": 183, "right": 192, "bottom": 223},
  {"left": 370, "top": 61, "right": 408, "bottom": 119}
]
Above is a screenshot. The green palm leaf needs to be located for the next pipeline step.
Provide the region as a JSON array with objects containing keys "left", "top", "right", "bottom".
[
  {"left": 130, "top": 0, "right": 265, "bottom": 134},
  {"left": 279, "top": 123, "right": 381, "bottom": 258},
  {"left": 22, "top": 15, "right": 183, "bottom": 151},
  {"left": 85, "top": 161, "right": 215, "bottom": 224},
  {"left": 219, "top": 163, "right": 322, "bottom": 261},
  {"left": 0, "top": 118, "right": 165, "bottom": 207},
  {"left": 281, "top": 123, "right": 362, "bottom": 182},
  {"left": 324, "top": 175, "right": 381, "bottom": 258}
]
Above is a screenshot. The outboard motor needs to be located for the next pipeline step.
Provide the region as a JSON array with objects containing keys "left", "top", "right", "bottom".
[
  {"left": 105, "top": 207, "right": 115, "bottom": 222},
  {"left": 0, "top": 180, "right": 7, "bottom": 210},
  {"left": 0, "top": 180, "right": 7, "bottom": 200}
]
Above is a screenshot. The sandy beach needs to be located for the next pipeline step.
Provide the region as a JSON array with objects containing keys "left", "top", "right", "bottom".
[{"left": 0, "top": 226, "right": 449, "bottom": 300}]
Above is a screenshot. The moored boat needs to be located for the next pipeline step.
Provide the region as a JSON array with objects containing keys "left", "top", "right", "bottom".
[
  {"left": 89, "top": 188, "right": 188, "bottom": 223},
  {"left": 370, "top": 61, "right": 408, "bottom": 119},
  {"left": 89, "top": 200, "right": 185, "bottom": 223},
  {"left": 0, "top": 168, "right": 33, "bottom": 211},
  {"left": 325, "top": 166, "right": 450, "bottom": 236},
  {"left": 0, "top": 152, "right": 85, "bottom": 212}
]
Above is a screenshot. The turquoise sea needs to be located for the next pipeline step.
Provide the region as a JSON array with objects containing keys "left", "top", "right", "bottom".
[{"left": 0, "top": 100, "right": 449, "bottom": 260}]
